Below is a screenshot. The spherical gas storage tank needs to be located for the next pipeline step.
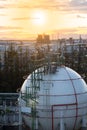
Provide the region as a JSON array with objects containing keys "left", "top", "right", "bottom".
[{"left": 20, "top": 65, "right": 87, "bottom": 130}]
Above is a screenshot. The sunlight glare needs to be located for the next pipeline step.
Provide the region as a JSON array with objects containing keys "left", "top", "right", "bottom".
[{"left": 32, "top": 10, "right": 46, "bottom": 26}]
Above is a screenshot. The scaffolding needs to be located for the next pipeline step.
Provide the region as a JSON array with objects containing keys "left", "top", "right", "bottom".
[
  {"left": 30, "top": 67, "right": 43, "bottom": 130},
  {"left": 21, "top": 50, "right": 61, "bottom": 130},
  {"left": 21, "top": 57, "right": 44, "bottom": 130},
  {"left": 0, "top": 93, "right": 22, "bottom": 130}
]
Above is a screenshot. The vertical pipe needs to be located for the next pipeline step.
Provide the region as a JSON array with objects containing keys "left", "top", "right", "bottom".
[
  {"left": 19, "top": 93, "right": 22, "bottom": 130},
  {"left": 81, "top": 104, "right": 87, "bottom": 130},
  {"left": 51, "top": 105, "right": 54, "bottom": 130},
  {"left": 81, "top": 116, "right": 87, "bottom": 128},
  {"left": 35, "top": 118, "right": 38, "bottom": 130},
  {"left": 52, "top": 105, "right": 66, "bottom": 130},
  {"left": 60, "top": 111, "right": 65, "bottom": 130}
]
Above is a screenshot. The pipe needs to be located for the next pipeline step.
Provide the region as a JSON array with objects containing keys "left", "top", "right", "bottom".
[
  {"left": 60, "top": 111, "right": 65, "bottom": 130},
  {"left": 81, "top": 104, "right": 87, "bottom": 130},
  {"left": 81, "top": 117, "right": 87, "bottom": 130},
  {"left": 51, "top": 103, "right": 76, "bottom": 130},
  {"left": 35, "top": 117, "right": 38, "bottom": 130}
]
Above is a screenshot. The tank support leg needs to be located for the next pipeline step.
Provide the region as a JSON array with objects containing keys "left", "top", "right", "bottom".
[
  {"left": 81, "top": 116, "right": 87, "bottom": 130},
  {"left": 60, "top": 111, "right": 65, "bottom": 130}
]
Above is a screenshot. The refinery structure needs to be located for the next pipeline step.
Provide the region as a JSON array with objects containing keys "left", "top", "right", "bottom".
[
  {"left": 0, "top": 35, "right": 87, "bottom": 130},
  {"left": 19, "top": 48, "right": 87, "bottom": 130},
  {"left": 0, "top": 93, "right": 22, "bottom": 130}
]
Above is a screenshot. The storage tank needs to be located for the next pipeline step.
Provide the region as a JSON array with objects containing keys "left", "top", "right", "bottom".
[{"left": 20, "top": 64, "right": 87, "bottom": 130}]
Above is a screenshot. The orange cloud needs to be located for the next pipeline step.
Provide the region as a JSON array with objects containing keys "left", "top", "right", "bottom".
[{"left": 0, "top": 26, "right": 23, "bottom": 30}]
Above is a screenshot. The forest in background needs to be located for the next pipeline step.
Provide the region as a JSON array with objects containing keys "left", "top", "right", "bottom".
[{"left": 0, "top": 44, "right": 44, "bottom": 92}]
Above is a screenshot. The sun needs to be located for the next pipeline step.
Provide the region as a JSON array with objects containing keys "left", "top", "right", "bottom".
[{"left": 32, "top": 10, "right": 46, "bottom": 26}]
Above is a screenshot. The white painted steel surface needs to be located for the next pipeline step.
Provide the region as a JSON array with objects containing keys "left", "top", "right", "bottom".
[{"left": 20, "top": 66, "right": 87, "bottom": 130}]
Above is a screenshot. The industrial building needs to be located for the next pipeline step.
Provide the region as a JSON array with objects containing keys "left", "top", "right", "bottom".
[{"left": 0, "top": 93, "right": 22, "bottom": 130}]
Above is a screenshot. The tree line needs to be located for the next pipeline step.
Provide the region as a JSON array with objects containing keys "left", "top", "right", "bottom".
[
  {"left": 0, "top": 43, "right": 87, "bottom": 93},
  {"left": 0, "top": 44, "right": 32, "bottom": 92}
]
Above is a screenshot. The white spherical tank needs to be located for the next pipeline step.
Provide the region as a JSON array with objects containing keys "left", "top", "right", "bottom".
[{"left": 20, "top": 65, "right": 87, "bottom": 130}]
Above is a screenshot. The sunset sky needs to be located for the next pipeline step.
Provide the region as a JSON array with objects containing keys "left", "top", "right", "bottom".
[{"left": 0, "top": 0, "right": 87, "bottom": 40}]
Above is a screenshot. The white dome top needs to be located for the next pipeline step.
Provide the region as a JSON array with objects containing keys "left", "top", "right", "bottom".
[{"left": 21, "top": 66, "right": 87, "bottom": 105}]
